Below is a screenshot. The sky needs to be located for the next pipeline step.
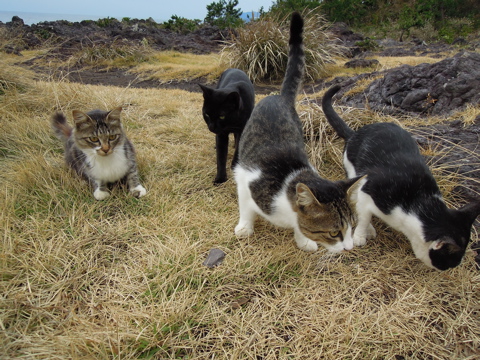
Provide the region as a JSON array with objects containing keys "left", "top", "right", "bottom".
[{"left": 1, "top": 0, "right": 275, "bottom": 22}]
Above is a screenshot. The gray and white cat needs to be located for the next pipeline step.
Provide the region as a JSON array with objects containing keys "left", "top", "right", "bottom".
[
  {"left": 322, "top": 84, "right": 480, "bottom": 270},
  {"left": 51, "top": 107, "right": 146, "bottom": 200},
  {"left": 233, "top": 13, "right": 363, "bottom": 253}
]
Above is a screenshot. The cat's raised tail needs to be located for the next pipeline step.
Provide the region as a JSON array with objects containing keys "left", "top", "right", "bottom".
[
  {"left": 51, "top": 112, "right": 73, "bottom": 143},
  {"left": 280, "top": 12, "right": 305, "bottom": 106},
  {"left": 322, "top": 85, "right": 355, "bottom": 140}
]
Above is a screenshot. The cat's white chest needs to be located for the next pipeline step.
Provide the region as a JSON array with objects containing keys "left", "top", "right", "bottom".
[
  {"left": 85, "top": 146, "right": 130, "bottom": 183},
  {"left": 235, "top": 166, "right": 297, "bottom": 228},
  {"left": 356, "top": 189, "right": 433, "bottom": 267}
]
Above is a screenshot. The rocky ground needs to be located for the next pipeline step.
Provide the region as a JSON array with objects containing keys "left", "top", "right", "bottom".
[{"left": 2, "top": 15, "right": 479, "bottom": 263}]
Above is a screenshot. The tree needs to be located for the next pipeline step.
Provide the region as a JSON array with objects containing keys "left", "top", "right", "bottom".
[
  {"left": 268, "top": 0, "right": 322, "bottom": 18},
  {"left": 205, "top": 0, "right": 244, "bottom": 28}
]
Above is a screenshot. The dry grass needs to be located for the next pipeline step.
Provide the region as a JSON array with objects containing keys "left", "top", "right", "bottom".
[
  {"left": 1, "top": 51, "right": 479, "bottom": 360},
  {"left": 127, "top": 51, "right": 226, "bottom": 84}
]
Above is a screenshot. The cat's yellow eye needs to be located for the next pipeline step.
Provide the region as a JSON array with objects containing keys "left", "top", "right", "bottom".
[
  {"left": 219, "top": 115, "right": 225, "bottom": 120},
  {"left": 89, "top": 136, "right": 99, "bottom": 142},
  {"left": 329, "top": 231, "right": 340, "bottom": 238},
  {"left": 109, "top": 135, "right": 118, "bottom": 141}
]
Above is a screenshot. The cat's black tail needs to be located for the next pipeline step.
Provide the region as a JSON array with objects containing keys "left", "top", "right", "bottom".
[
  {"left": 322, "top": 85, "right": 355, "bottom": 140},
  {"left": 280, "top": 12, "right": 305, "bottom": 106},
  {"left": 51, "top": 112, "right": 72, "bottom": 143}
]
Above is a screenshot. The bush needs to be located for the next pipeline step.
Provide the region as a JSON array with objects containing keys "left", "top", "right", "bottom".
[
  {"left": 220, "top": 8, "right": 344, "bottom": 82},
  {"left": 204, "top": 0, "right": 244, "bottom": 29},
  {"left": 163, "top": 15, "right": 201, "bottom": 34}
]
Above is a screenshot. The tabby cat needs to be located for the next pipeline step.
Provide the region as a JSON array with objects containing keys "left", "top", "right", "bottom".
[
  {"left": 322, "top": 84, "right": 480, "bottom": 270},
  {"left": 233, "top": 13, "right": 363, "bottom": 253},
  {"left": 199, "top": 68, "right": 255, "bottom": 184},
  {"left": 51, "top": 107, "right": 146, "bottom": 200}
]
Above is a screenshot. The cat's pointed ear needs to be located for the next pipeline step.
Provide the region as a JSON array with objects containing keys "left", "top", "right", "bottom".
[
  {"left": 456, "top": 199, "right": 480, "bottom": 226},
  {"left": 199, "top": 84, "right": 213, "bottom": 98},
  {"left": 72, "top": 110, "right": 93, "bottom": 130},
  {"left": 296, "top": 183, "right": 318, "bottom": 207},
  {"left": 344, "top": 175, "right": 367, "bottom": 203},
  {"left": 226, "top": 91, "right": 241, "bottom": 108},
  {"left": 107, "top": 107, "right": 122, "bottom": 125},
  {"left": 431, "top": 237, "right": 462, "bottom": 254}
]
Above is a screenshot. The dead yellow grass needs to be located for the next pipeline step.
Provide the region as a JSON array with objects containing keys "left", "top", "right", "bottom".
[
  {"left": 130, "top": 51, "right": 226, "bottom": 83},
  {"left": 1, "top": 53, "right": 479, "bottom": 360}
]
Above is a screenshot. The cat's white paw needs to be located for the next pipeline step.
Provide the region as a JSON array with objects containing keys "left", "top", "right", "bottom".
[
  {"left": 353, "top": 233, "right": 367, "bottom": 247},
  {"left": 297, "top": 239, "right": 318, "bottom": 252},
  {"left": 235, "top": 223, "right": 254, "bottom": 238},
  {"left": 131, "top": 185, "right": 147, "bottom": 198},
  {"left": 366, "top": 224, "right": 377, "bottom": 239},
  {"left": 94, "top": 189, "right": 110, "bottom": 201}
]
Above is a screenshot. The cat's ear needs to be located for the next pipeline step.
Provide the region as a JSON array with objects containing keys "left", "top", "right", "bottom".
[
  {"left": 296, "top": 183, "right": 318, "bottom": 207},
  {"left": 431, "top": 238, "right": 461, "bottom": 254},
  {"left": 107, "top": 107, "right": 122, "bottom": 125},
  {"left": 199, "top": 84, "right": 213, "bottom": 98},
  {"left": 72, "top": 110, "right": 93, "bottom": 130},
  {"left": 456, "top": 199, "right": 480, "bottom": 226},
  {"left": 226, "top": 91, "right": 241, "bottom": 109},
  {"left": 344, "top": 175, "right": 367, "bottom": 203}
]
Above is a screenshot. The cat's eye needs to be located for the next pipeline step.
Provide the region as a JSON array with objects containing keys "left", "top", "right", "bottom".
[
  {"left": 89, "top": 136, "right": 99, "bottom": 142},
  {"left": 329, "top": 231, "right": 341, "bottom": 238},
  {"left": 219, "top": 115, "right": 225, "bottom": 120},
  {"left": 108, "top": 135, "right": 118, "bottom": 141}
]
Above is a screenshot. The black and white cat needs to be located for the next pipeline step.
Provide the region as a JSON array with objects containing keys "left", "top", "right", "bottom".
[
  {"left": 52, "top": 107, "right": 146, "bottom": 200},
  {"left": 322, "top": 84, "right": 480, "bottom": 270},
  {"left": 199, "top": 68, "right": 255, "bottom": 184},
  {"left": 233, "top": 13, "right": 363, "bottom": 253}
]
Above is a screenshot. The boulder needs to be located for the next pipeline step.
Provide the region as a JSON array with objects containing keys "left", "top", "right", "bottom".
[{"left": 343, "top": 51, "right": 480, "bottom": 117}]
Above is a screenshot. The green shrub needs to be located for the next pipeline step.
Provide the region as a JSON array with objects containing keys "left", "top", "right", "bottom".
[
  {"left": 163, "top": 15, "right": 201, "bottom": 34},
  {"left": 204, "top": 0, "right": 244, "bottom": 29},
  {"left": 96, "top": 17, "right": 117, "bottom": 28}
]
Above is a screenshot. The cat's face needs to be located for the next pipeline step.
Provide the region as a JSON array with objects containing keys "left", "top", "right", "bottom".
[
  {"left": 72, "top": 107, "right": 125, "bottom": 156},
  {"left": 293, "top": 180, "right": 361, "bottom": 252},
  {"left": 425, "top": 202, "right": 480, "bottom": 270},
  {"left": 199, "top": 85, "right": 242, "bottom": 134}
]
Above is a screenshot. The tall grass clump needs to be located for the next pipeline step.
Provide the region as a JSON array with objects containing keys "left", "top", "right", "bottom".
[
  {"left": 221, "top": 8, "right": 345, "bottom": 82},
  {"left": 69, "top": 39, "right": 153, "bottom": 67}
]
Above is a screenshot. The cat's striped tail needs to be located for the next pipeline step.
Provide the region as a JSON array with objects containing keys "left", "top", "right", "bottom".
[
  {"left": 280, "top": 12, "right": 305, "bottom": 106},
  {"left": 322, "top": 85, "right": 355, "bottom": 140},
  {"left": 51, "top": 112, "right": 73, "bottom": 143}
]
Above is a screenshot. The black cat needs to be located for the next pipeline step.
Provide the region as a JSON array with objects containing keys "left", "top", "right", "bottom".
[
  {"left": 322, "top": 84, "right": 480, "bottom": 270},
  {"left": 199, "top": 68, "right": 255, "bottom": 184}
]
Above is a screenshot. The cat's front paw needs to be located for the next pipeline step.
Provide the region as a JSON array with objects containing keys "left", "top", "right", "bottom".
[
  {"left": 214, "top": 175, "right": 227, "bottom": 185},
  {"left": 235, "top": 223, "right": 253, "bottom": 238},
  {"left": 366, "top": 224, "right": 377, "bottom": 240},
  {"left": 297, "top": 240, "right": 318, "bottom": 252},
  {"left": 353, "top": 233, "right": 367, "bottom": 247},
  {"left": 94, "top": 189, "right": 110, "bottom": 201},
  {"left": 131, "top": 185, "right": 147, "bottom": 198}
]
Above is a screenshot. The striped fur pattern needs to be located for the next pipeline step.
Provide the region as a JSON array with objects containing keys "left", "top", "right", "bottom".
[
  {"left": 51, "top": 107, "right": 146, "bottom": 200},
  {"left": 233, "top": 13, "right": 363, "bottom": 253}
]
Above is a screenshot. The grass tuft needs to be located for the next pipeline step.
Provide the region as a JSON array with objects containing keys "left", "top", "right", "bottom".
[{"left": 221, "top": 8, "right": 345, "bottom": 82}]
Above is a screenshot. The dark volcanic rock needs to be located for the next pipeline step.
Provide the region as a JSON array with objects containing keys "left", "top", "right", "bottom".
[
  {"left": 0, "top": 16, "right": 228, "bottom": 55},
  {"left": 344, "top": 59, "right": 379, "bottom": 68},
  {"left": 342, "top": 51, "right": 480, "bottom": 117}
]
